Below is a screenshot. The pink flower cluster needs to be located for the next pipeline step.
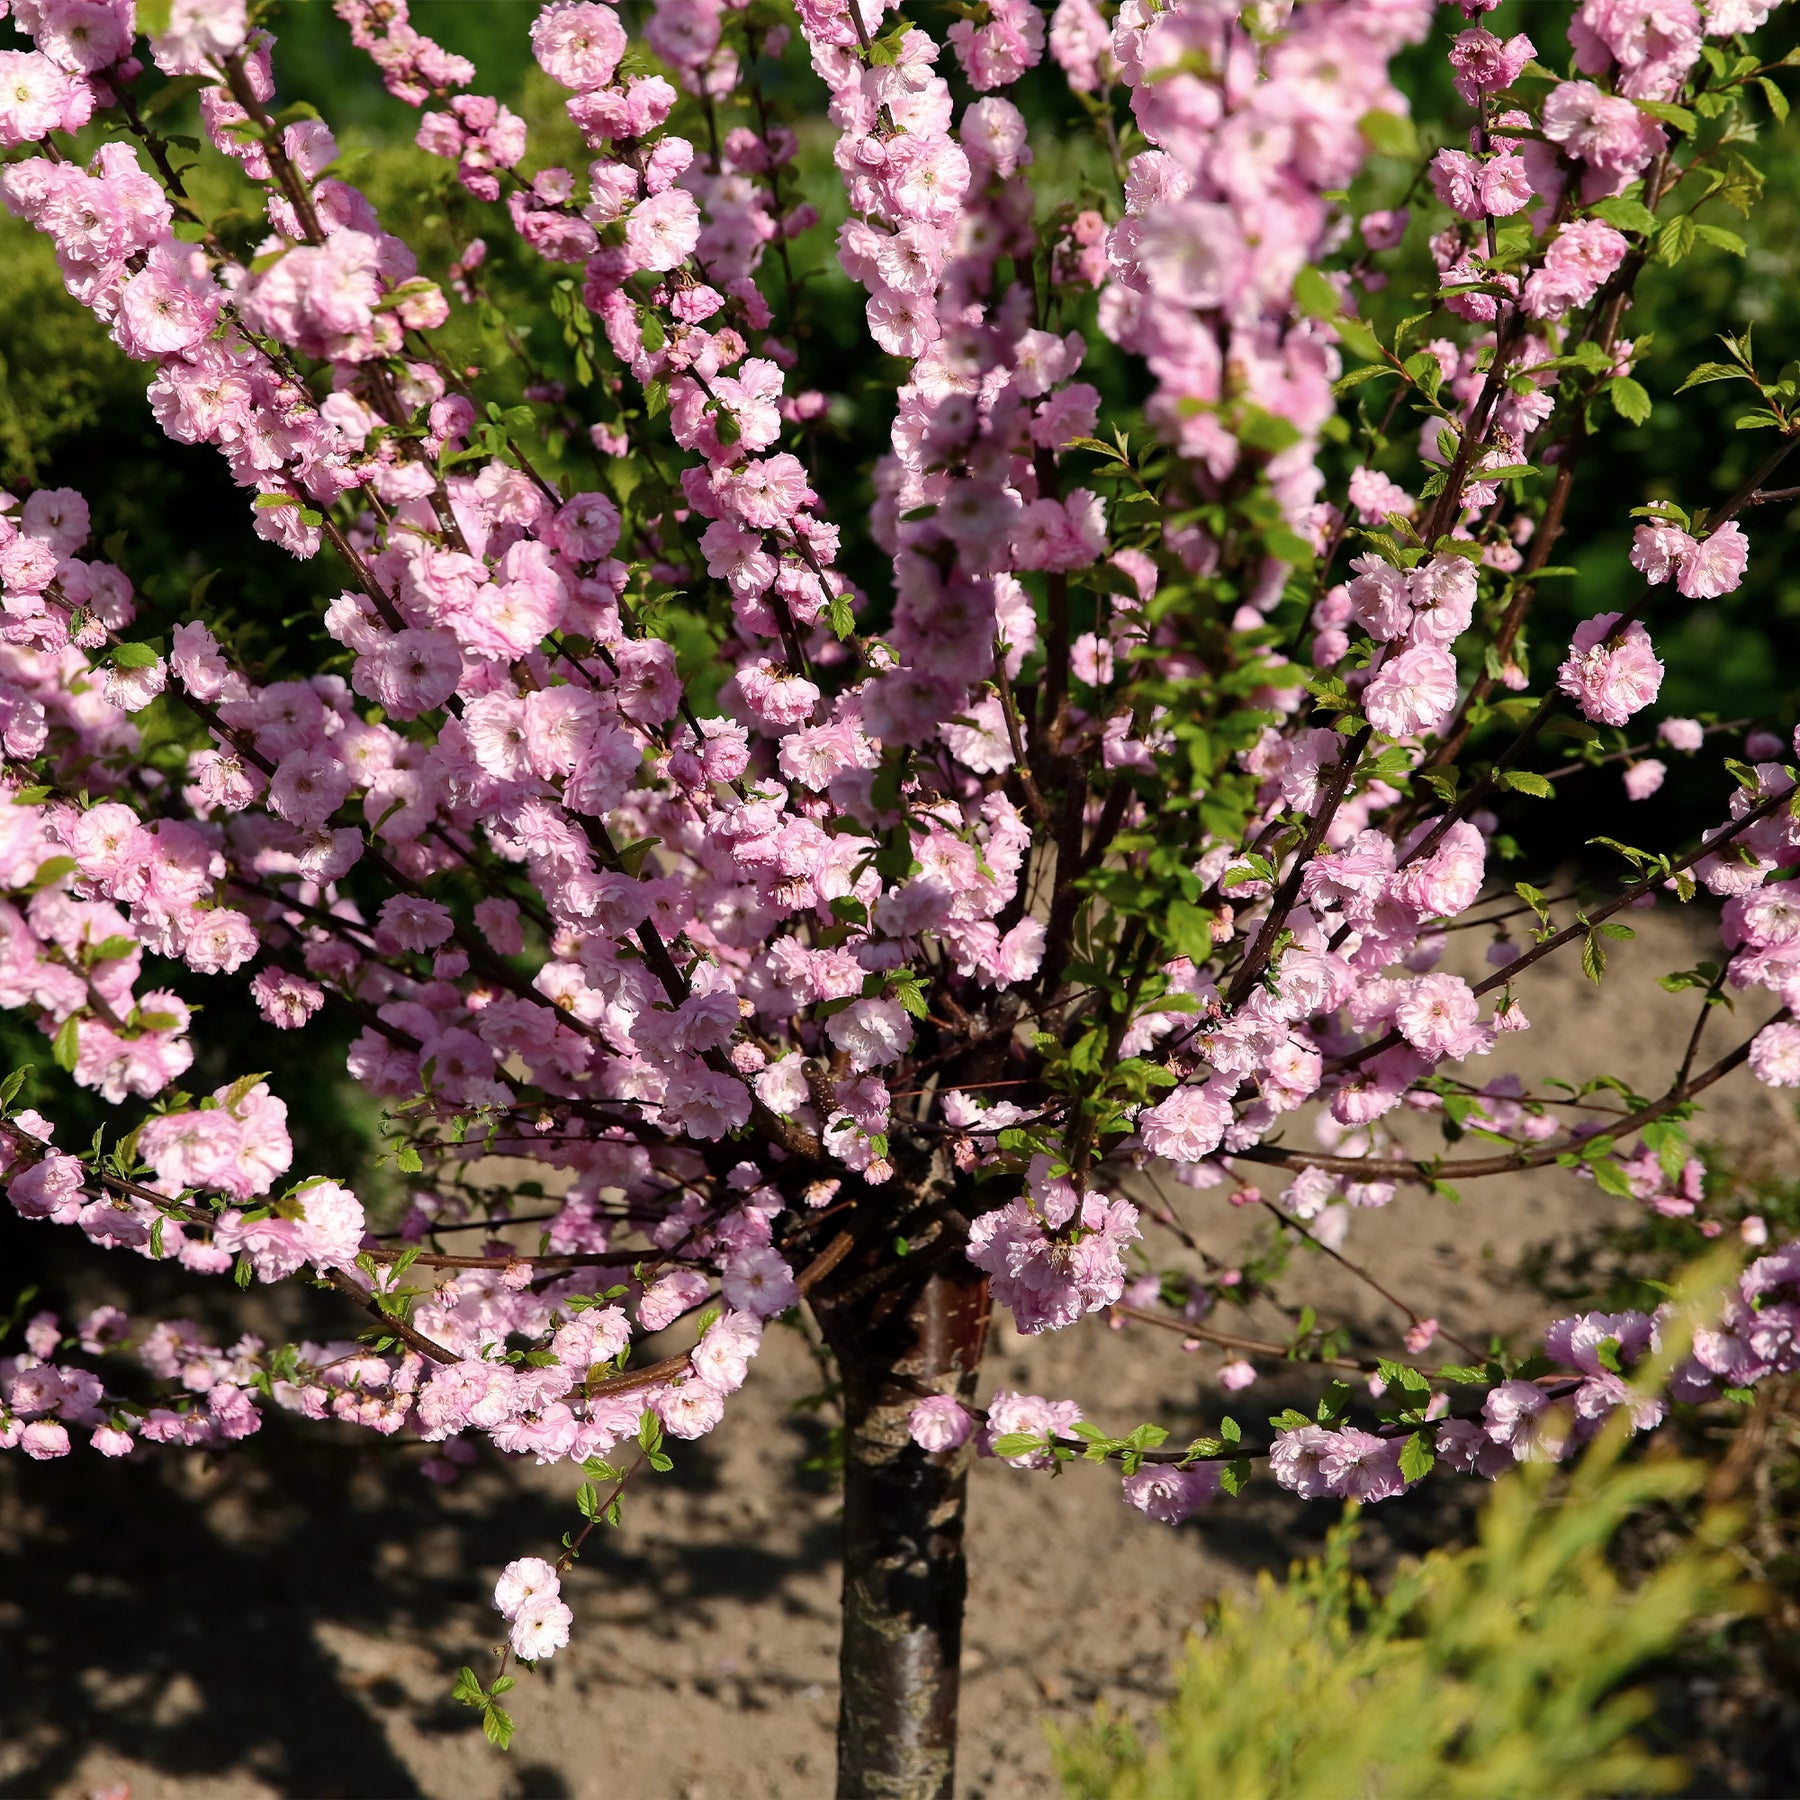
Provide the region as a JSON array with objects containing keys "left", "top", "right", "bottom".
[{"left": 0, "top": 0, "right": 1794, "bottom": 1689}]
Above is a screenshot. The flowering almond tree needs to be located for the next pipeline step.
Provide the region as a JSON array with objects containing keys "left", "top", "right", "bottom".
[{"left": 2, "top": 0, "right": 1799, "bottom": 1792}]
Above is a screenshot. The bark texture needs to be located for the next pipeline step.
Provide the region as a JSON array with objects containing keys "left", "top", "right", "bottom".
[{"left": 812, "top": 1246, "right": 990, "bottom": 1800}]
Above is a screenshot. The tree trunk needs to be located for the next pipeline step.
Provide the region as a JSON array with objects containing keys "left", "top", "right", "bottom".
[{"left": 811, "top": 1251, "right": 990, "bottom": 1800}]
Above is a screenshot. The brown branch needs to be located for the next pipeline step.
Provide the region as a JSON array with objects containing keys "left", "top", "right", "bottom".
[{"left": 1248, "top": 1012, "right": 1779, "bottom": 1184}]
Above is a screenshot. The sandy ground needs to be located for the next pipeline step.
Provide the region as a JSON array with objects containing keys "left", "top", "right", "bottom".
[{"left": 3, "top": 900, "right": 1797, "bottom": 1800}]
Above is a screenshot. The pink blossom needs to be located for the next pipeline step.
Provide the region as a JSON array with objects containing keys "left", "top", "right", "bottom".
[
  {"left": 148, "top": 0, "right": 248, "bottom": 75},
  {"left": 1541, "top": 80, "right": 1664, "bottom": 184},
  {"left": 981, "top": 1389, "right": 1083, "bottom": 1469},
  {"left": 532, "top": 2, "right": 628, "bottom": 89},
  {"left": 510, "top": 1592, "right": 573, "bottom": 1661},
  {"left": 250, "top": 968, "right": 326, "bottom": 1029},
  {"left": 1138, "top": 1083, "right": 1232, "bottom": 1163},
  {"left": 624, "top": 189, "right": 701, "bottom": 273},
  {"left": 495, "top": 1555, "right": 560, "bottom": 1618},
  {"left": 1556, "top": 613, "right": 1664, "bottom": 726},
  {"left": 353, "top": 630, "right": 462, "bottom": 720},
  {"left": 1121, "top": 1463, "right": 1219, "bottom": 1524},
  {"left": 826, "top": 997, "right": 912, "bottom": 1072},
  {"left": 639, "top": 1269, "right": 710, "bottom": 1332},
  {"left": 1630, "top": 522, "right": 1695, "bottom": 585},
  {"left": 377, "top": 895, "right": 455, "bottom": 953},
  {"left": 1676, "top": 521, "right": 1749, "bottom": 599},
  {"left": 1523, "top": 220, "right": 1629, "bottom": 319},
  {"left": 1448, "top": 27, "right": 1535, "bottom": 104},
  {"left": 1623, "top": 759, "right": 1666, "bottom": 801},
  {"left": 0, "top": 50, "right": 93, "bottom": 145},
  {"left": 9, "top": 1152, "right": 86, "bottom": 1224},
  {"left": 908, "top": 1395, "right": 975, "bottom": 1452},
  {"left": 721, "top": 1245, "right": 799, "bottom": 1317},
  {"left": 1749, "top": 1021, "right": 1800, "bottom": 1088},
  {"left": 1364, "top": 644, "right": 1458, "bottom": 739},
  {"left": 1395, "top": 973, "right": 1487, "bottom": 1059}
]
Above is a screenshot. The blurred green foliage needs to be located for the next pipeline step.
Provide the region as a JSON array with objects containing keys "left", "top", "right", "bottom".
[{"left": 1052, "top": 1447, "right": 1750, "bottom": 1800}]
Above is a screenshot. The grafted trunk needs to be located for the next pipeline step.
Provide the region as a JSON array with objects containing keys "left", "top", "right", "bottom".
[{"left": 812, "top": 1250, "right": 990, "bottom": 1800}]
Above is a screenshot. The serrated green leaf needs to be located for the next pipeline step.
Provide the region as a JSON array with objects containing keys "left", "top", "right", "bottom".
[
  {"left": 1589, "top": 196, "right": 1659, "bottom": 235},
  {"left": 1589, "top": 1156, "right": 1638, "bottom": 1198},
  {"left": 1636, "top": 98, "right": 1696, "bottom": 133},
  {"left": 1694, "top": 223, "right": 1748, "bottom": 256},
  {"left": 1608, "top": 376, "right": 1652, "bottom": 425},
  {"left": 1657, "top": 214, "right": 1697, "bottom": 265},
  {"left": 1398, "top": 1432, "right": 1435, "bottom": 1484},
  {"left": 1675, "top": 359, "right": 1749, "bottom": 393},
  {"left": 1498, "top": 769, "right": 1554, "bottom": 798}
]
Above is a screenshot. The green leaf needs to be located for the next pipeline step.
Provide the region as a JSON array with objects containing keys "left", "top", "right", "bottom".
[
  {"left": 138, "top": 0, "right": 174, "bottom": 33},
  {"left": 1581, "top": 932, "right": 1608, "bottom": 986},
  {"left": 1333, "top": 315, "right": 1383, "bottom": 364},
  {"left": 31, "top": 856, "right": 77, "bottom": 891},
  {"left": 88, "top": 936, "right": 135, "bottom": 963},
  {"left": 1359, "top": 109, "right": 1417, "bottom": 158},
  {"left": 1656, "top": 214, "right": 1697, "bottom": 265},
  {"left": 1398, "top": 1432, "right": 1435, "bottom": 1484},
  {"left": 1589, "top": 1156, "right": 1638, "bottom": 1198},
  {"left": 483, "top": 1703, "right": 516, "bottom": 1751},
  {"left": 1589, "top": 196, "right": 1659, "bottom": 235},
  {"left": 1756, "top": 76, "right": 1789, "bottom": 123},
  {"left": 1607, "top": 376, "right": 1652, "bottom": 425},
  {"left": 253, "top": 492, "right": 297, "bottom": 509},
  {"left": 1675, "top": 360, "right": 1753, "bottom": 393},
  {"left": 1694, "top": 223, "right": 1748, "bottom": 257},
  {"left": 1497, "top": 769, "right": 1554, "bottom": 798},
  {"left": 395, "top": 1142, "right": 423, "bottom": 1174},
  {"left": 1404, "top": 349, "right": 1444, "bottom": 403},
  {"left": 616, "top": 835, "right": 661, "bottom": 877},
  {"left": 1334, "top": 364, "right": 1397, "bottom": 393},
  {"left": 1292, "top": 266, "right": 1338, "bottom": 321},
  {"left": 992, "top": 1431, "right": 1046, "bottom": 1459},
  {"left": 222, "top": 1070, "right": 272, "bottom": 1112},
  {"left": 51, "top": 1015, "right": 80, "bottom": 1073},
  {"left": 110, "top": 642, "right": 162, "bottom": 669},
  {"left": 642, "top": 379, "right": 669, "bottom": 418},
  {"left": 1635, "top": 98, "right": 1696, "bottom": 133},
  {"left": 1163, "top": 898, "right": 1216, "bottom": 962}
]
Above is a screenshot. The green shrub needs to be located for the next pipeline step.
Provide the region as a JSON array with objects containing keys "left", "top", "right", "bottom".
[{"left": 1053, "top": 1447, "right": 1750, "bottom": 1800}]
